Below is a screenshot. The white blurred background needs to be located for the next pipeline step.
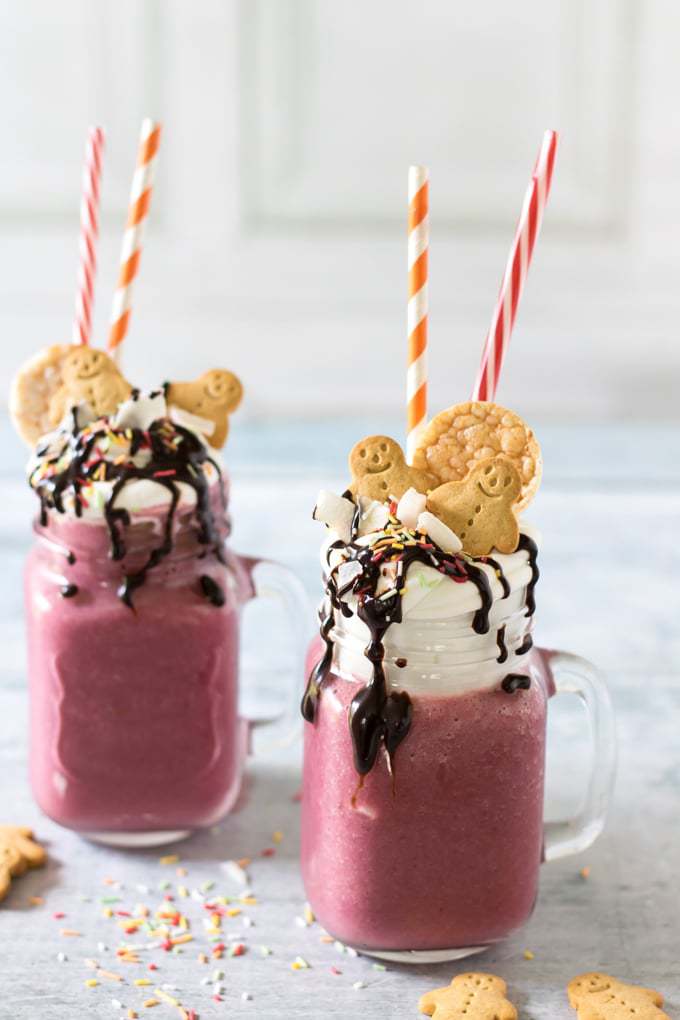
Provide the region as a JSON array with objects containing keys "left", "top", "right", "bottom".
[{"left": 0, "top": 0, "right": 679, "bottom": 422}]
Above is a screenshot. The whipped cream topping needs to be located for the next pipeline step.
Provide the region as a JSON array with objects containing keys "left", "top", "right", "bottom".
[
  {"left": 303, "top": 487, "right": 541, "bottom": 776},
  {"left": 28, "top": 392, "right": 222, "bottom": 520},
  {"left": 329, "top": 538, "right": 538, "bottom": 694},
  {"left": 28, "top": 390, "right": 231, "bottom": 608},
  {"left": 316, "top": 493, "right": 540, "bottom": 697}
]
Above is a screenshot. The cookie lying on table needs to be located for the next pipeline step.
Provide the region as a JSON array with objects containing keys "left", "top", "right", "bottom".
[
  {"left": 568, "top": 973, "right": 670, "bottom": 1020},
  {"left": 0, "top": 825, "right": 47, "bottom": 902},
  {"left": 420, "top": 972, "right": 517, "bottom": 1020}
]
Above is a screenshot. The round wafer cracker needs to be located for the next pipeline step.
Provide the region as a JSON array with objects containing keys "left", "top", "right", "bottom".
[
  {"left": 10, "top": 345, "right": 72, "bottom": 446},
  {"left": 412, "top": 401, "right": 541, "bottom": 511}
]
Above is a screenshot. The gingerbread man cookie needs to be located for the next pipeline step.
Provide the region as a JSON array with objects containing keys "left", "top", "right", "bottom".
[
  {"left": 413, "top": 401, "right": 541, "bottom": 511},
  {"left": 568, "top": 973, "right": 669, "bottom": 1020},
  {"left": 420, "top": 972, "right": 517, "bottom": 1020},
  {"left": 426, "top": 456, "right": 521, "bottom": 556},
  {"left": 348, "top": 435, "right": 438, "bottom": 502},
  {"left": 48, "top": 346, "right": 131, "bottom": 428},
  {"left": 0, "top": 825, "right": 47, "bottom": 902},
  {"left": 166, "top": 369, "right": 243, "bottom": 449}
]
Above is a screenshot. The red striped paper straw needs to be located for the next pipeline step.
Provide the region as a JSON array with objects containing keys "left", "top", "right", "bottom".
[
  {"left": 73, "top": 127, "right": 105, "bottom": 346},
  {"left": 406, "top": 165, "right": 429, "bottom": 463},
  {"left": 472, "top": 130, "right": 558, "bottom": 402},
  {"left": 107, "top": 119, "right": 162, "bottom": 358}
]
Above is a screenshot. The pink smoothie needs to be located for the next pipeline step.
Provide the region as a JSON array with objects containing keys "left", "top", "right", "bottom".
[
  {"left": 26, "top": 509, "right": 252, "bottom": 834},
  {"left": 301, "top": 652, "right": 549, "bottom": 951}
]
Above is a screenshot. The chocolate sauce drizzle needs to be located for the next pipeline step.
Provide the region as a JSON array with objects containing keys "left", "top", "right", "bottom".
[
  {"left": 496, "top": 624, "right": 508, "bottom": 664},
  {"left": 200, "top": 574, "right": 225, "bottom": 607},
  {"left": 482, "top": 555, "right": 511, "bottom": 599},
  {"left": 30, "top": 411, "right": 229, "bottom": 608},
  {"left": 501, "top": 673, "right": 531, "bottom": 693},
  {"left": 517, "top": 533, "right": 539, "bottom": 616},
  {"left": 301, "top": 510, "right": 495, "bottom": 776},
  {"left": 516, "top": 634, "right": 533, "bottom": 656}
]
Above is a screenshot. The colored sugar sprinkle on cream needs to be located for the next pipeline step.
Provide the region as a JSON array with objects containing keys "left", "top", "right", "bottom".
[
  {"left": 353, "top": 981, "right": 366, "bottom": 991},
  {"left": 291, "top": 956, "right": 310, "bottom": 970}
]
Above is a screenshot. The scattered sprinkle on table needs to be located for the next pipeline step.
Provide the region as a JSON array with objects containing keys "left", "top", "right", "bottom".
[
  {"left": 523, "top": 949, "right": 535, "bottom": 960},
  {"left": 272, "top": 830, "right": 283, "bottom": 843},
  {"left": 580, "top": 865, "right": 591, "bottom": 879},
  {"left": 159, "top": 854, "right": 179, "bottom": 866}
]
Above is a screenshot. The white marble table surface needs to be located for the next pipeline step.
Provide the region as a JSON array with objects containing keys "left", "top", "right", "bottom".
[{"left": 0, "top": 417, "right": 679, "bottom": 1020}]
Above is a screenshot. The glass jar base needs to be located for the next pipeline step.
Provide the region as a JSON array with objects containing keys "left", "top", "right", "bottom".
[
  {"left": 82, "top": 829, "right": 192, "bottom": 848},
  {"left": 357, "top": 944, "right": 489, "bottom": 964}
]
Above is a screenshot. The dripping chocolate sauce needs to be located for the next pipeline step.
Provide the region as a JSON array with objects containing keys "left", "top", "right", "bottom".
[
  {"left": 517, "top": 533, "right": 539, "bottom": 616},
  {"left": 481, "top": 555, "right": 511, "bottom": 599},
  {"left": 301, "top": 509, "right": 496, "bottom": 776},
  {"left": 502, "top": 673, "right": 531, "bottom": 693},
  {"left": 30, "top": 412, "right": 229, "bottom": 609},
  {"left": 200, "top": 574, "right": 225, "bottom": 607},
  {"left": 496, "top": 624, "right": 508, "bottom": 664},
  {"left": 516, "top": 634, "right": 533, "bottom": 656}
]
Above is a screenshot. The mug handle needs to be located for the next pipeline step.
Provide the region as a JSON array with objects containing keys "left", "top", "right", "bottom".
[
  {"left": 237, "top": 555, "right": 312, "bottom": 749},
  {"left": 541, "top": 649, "right": 617, "bottom": 862}
]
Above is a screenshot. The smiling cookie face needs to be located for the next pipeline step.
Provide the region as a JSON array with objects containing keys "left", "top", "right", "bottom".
[
  {"left": 349, "top": 435, "right": 403, "bottom": 478},
  {"left": 165, "top": 368, "right": 244, "bottom": 449},
  {"left": 202, "top": 369, "right": 243, "bottom": 411},
  {"left": 567, "top": 973, "right": 668, "bottom": 1020},
  {"left": 475, "top": 459, "right": 522, "bottom": 500},
  {"left": 62, "top": 347, "right": 112, "bottom": 383},
  {"left": 348, "top": 436, "right": 437, "bottom": 502},
  {"left": 426, "top": 456, "right": 521, "bottom": 556}
]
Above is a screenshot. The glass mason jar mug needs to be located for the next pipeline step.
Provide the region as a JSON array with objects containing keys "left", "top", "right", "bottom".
[
  {"left": 301, "top": 577, "right": 616, "bottom": 962},
  {"left": 26, "top": 498, "right": 307, "bottom": 847}
]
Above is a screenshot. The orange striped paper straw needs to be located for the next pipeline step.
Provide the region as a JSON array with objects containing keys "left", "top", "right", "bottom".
[
  {"left": 406, "top": 165, "right": 429, "bottom": 463},
  {"left": 107, "top": 119, "right": 162, "bottom": 359}
]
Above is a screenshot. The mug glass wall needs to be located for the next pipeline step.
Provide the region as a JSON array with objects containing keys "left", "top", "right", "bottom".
[
  {"left": 301, "top": 615, "right": 615, "bottom": 962},
  {"left": 26, "top": 490, "right": 306, "bottom": 847}
]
